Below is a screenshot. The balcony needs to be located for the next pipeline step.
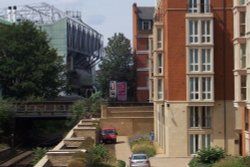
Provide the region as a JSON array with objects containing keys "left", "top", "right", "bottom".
[{"left": 187, "top": 3, "right": 212, "bottom": 14}]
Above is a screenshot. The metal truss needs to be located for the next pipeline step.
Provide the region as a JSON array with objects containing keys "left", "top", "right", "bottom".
[{"left": 0, "top": 2, "right": 103, "bottom": 69}]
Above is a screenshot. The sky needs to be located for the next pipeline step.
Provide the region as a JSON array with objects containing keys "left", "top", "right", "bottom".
[{"left": 0, "top": 0, "right": 155, "bottom": 46}]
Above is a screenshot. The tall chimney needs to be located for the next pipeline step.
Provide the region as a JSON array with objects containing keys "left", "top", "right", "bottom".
[
  {"left": 12, "top": 6, "right": 17, "bottom": 22},
  {"left": 7, "top": 6, "right": 12, "bottom": 21}
]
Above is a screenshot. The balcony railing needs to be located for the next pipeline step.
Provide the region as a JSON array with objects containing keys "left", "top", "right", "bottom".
[{"left": 187, "top": 3, "right": 212, "bottom": 14}]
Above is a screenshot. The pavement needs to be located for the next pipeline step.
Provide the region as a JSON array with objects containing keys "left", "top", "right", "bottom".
[{"left": 114, "top": 136, "right": 191, "bottom": 167}]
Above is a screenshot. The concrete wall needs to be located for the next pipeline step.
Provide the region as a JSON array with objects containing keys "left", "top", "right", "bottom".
[
  {"left": 101, "top": 105, "right": 154, "bottom": 135},
  {"left": 101, "top": 118, "right": 153, "bottom": 136},
  {"left": 155, "top": 101, "right": 237, "bottom": 157}
]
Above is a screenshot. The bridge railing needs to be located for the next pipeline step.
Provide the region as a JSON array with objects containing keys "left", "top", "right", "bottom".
[{"left": 14, "top": 102, "right": 74, "bottom": 118}]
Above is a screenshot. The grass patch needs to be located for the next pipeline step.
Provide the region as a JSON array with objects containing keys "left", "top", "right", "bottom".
[
  {"left": 0, "top": 143, "right": 8, "bottom": 149},
  {"left": 129, "top": 134, "right": 156, "bottom": 158}
]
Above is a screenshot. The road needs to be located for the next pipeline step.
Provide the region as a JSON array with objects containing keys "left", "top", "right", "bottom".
[{"left": 114, "top": 136, "right": 191, "bottom": 167}]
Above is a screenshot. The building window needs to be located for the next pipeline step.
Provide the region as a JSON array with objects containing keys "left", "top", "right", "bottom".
[
  {"left": 190, "top": 134, "right": 211, "bottom": 154},
  {"left": 188, "top": 0, "right": 210, "bottom": 13},
  {"left": 240, "top": 44, "right": 246, "bottom": 69},
  {"left": 141, "top": 21, "right": 151, "bottom": 30},
  {"left": 188, "top": 0, "right": 198, "bottom": 13},
  {"left": 189, "top": 77, "right": 212, "bottom": 100},
  {"left": 201, "top": 20, "right": 211, "bottom": 43},
  {"left": 190, "top": 134, "right": 199, "bottom": 154},
  {"left": 200, "top": 0, "right": 210, "bottom": 13},
  {"left": 190, "top": 77, "right": 199, "bottom": 100},
  {"left": 202, "top": 77, "right": 211, "bottom": 100},
  {"left": 190, "top": 106, "right": 199, "bottom": 127},
  {"left": 201, "top": 106, "right": 211, "bottom": 128},
  {"left": 202, "top": 49, "right": 211, "bottom": 71},
  {"left": 245, "top": 110, "right": 249, "bottom": 131},
  {"left": 188, "top": 19, "right": 212, "bottom": 44},
  {"left": 240, "top": 12, "right": 246, "bottom": 36},
  {"left": 189, "top": 106, "right": 212, "bottom": 128},
  {"left": 157, "top": 79, "right": 163, "bottom": 100},
  {"left": 241, "top": 75, "right": 247, "bottom": 100},
  {"left": 157, "top": 28, "right": 163, "bottom": 49},
  {"left": 201, "top": 134, "right": 211, "bottom": 148},
  {"left": 188, "top": 48, "right": 212, "bottom": 72},
  {"left": 189, "top": 20, "right": 199, "bottom": 43},
  {"left": 239, "top": 0, "right": 245, "bottom": 5},
  {"left": 189, "top": 48, "right": 199, "bottom": 72},
  {"left": 157, "top": 53, "right": 163, "bottom": 74}
]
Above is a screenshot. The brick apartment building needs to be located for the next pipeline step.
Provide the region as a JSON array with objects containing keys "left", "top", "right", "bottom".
[
  {"left": 132, "top": 3, "right": 154, "bottom": 102},
  {"left": 149, "top": 0, "right": 237, "bottom": 156},
  {"left": 233, "top": 0, "right": 250, "bottom": 156}
]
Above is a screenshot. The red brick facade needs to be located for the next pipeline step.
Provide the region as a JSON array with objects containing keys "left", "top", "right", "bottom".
[{"left": 132, "top": 3, "right": 154, "bottom": 102}]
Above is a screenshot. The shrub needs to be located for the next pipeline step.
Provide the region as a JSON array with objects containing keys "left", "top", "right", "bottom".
[
  {"left": 68, "top": 151, "right": 89, "bottom": 167},
  {"left": 188, "top": 147, "right": 226, "bottom": 167},
  {"left": 32, "top": 147, "right": 47, "bottom": 166},
  {"left": 197, "top": 146, "right": 226, "bottom": 164},
  {"left": 213, "top": 157, "right": 245, "bottom": 167},
  {"left": 189, "top": 158, "right": 212, "bottom": 167},
  {"left": 89, "top": 144, "right": 111, "bottom": 165},
  {"left": 117, "top": 160, "right": 126, "bottom": 167},
  {"left": 67, "top": 159, "right": 86, "bottom": 167},
  {"left": 241, "top": 156, "right": 250, "bottom": 166},
  {"left": 130, "top": 139, "right": 156, "bottom": 157},
  {"left": 79, "top": 137, "right": 95, "bottom": 151}
]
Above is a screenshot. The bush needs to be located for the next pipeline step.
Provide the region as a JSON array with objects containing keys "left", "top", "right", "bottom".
[
  {"left": 32, "top": 147, "right": 47, "bottom": 166},
  {"left": 212, "top": 156, "right": 250, "bottom": 167},
  {"left": 68, "top": 159, "right": 86, "bottom": 167},
  {"left": 188, "top": 147, "right": 226, "bottom": 167},
  {"left": 68, "top": 151, "right": 89, "bottom": 167},
  {"left": 117, "top": 160, "right": 126, "bottom": 167},
  {"left": 89, "top": 144, "right": 111, "bottom": 165},
  {"left": 241, "top": 156, "right": 250, "bottom": 166},
  {"left": 130, "top": 139, "right": 156, "bottom": 157},
  {"left": 213, "top": 157, "right": 245, "bottom": 167},
  {"left": 79, "top": 137, "right": 95, "bottom": 151}
]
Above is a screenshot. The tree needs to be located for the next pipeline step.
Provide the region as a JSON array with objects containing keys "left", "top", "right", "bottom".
[
  {"left": 0, "top": 21, "right": 65, "bottom": 99},
  {"left": 97, "top": 33, "right": 135, "bottom": 100}
]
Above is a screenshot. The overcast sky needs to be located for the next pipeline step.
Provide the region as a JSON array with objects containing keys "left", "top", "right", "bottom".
[{"left": 0, "top": 0, "right": 155, "bottom": 46}]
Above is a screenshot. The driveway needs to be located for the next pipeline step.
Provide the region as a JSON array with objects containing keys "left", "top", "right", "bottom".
[{"left": 114, "top": 136, "right": 191, "bottom": 167}]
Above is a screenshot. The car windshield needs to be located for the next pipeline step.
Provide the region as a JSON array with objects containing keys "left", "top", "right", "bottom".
[
  {"left": 132, "top": 155, "right": 147, "bottom": 160},
  {"left": 102, "top": 129, "right": 115, "bottom": 135}
]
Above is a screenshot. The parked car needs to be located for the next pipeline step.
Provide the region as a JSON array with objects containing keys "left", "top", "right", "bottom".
[
  {"left": 129, "top": 153, "right": 151, "bottom": 167},
  {"left": 100, "top": 127, "right": 117, "bottom": 144}
]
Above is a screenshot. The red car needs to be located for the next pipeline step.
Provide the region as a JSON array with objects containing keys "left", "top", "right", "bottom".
[{"left": 100, "top": 128, "right": 117, "bottom": 144}]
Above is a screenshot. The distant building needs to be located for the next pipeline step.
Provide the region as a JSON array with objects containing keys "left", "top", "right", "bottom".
[
  {"left": 233, "top": 0, "right": 250, "bottom": 156},
  {"left": 150, "top": 0, "right": 236, "bottom": 156},
  {"left": 132, "top": 3, "right": 154, "bottom": 102},
  {"left": 0, "top": 3, "right": 103, "bottom": 97}
]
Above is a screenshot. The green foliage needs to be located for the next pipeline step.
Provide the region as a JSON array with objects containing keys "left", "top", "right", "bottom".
[
  {"left": 90, "top": 144, "right": 111, "bottom": 165},
  {"left": 188, "top": 146, "right": 226, "bottom": 167},
  {"left": 197, "top": 146, "right": 226, "bottom": 164},
  {"left": 0, "top": 100, "right": 14, "bottom": 138},
  {"left": 32, "top": 147, "right": 47, "bottom": 166},
  {"left": 130, "top": 139, "right": 156, "bottom": 157},
  {"left": 67, "top": 92, "right": 102, "bottom": 127},
  {"left": 117, "top": 160, "right": 126, "bottom": 167},
  {"left": 241, "top": 156, "right": 250, "bottom": 166},
  {"left": 67, "top": 159, "right": 85, "bottom": 167},
  {"left": 0, "top": 100, "right": 13, "bottom": 126},
  {"left": 67, "top": 100, "right": 86, "bottom": 127},
  {"left": 69, "top": 151, "right": 89, "bottom": 167},
  {"left": 213, "top": 157, "right": 245, "bottom": 167},
  {"left": 88, "top": 91, "right": 102, "bottom": 113},
  {"left": 79, "top": 137, "right": 95, "bottom": 151},
  {"left": 97, "top": 33, "right": 135, "bottom": 100},
  {"left": 0, "top": 21, "right": 66, "bottom": 99},
  {"left": 0, "top": 143, "right": 8, "bottom": 149}
]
